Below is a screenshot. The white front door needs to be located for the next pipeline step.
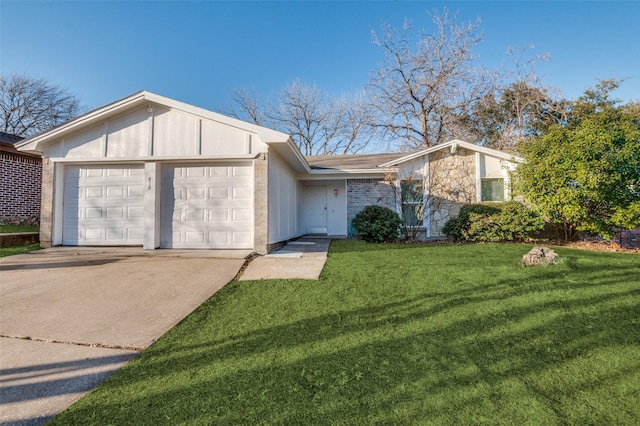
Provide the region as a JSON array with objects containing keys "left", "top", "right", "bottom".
[
  {"left": 63, "top": 165, "right": 145, "bottom": 245},
  {"left": 303, "top": 185, "right": 327, "bottom": 234},
  {"left": 160, "top": 163, "right": 253, "bottom": 249}
]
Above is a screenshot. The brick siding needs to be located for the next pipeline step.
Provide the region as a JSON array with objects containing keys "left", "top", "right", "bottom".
[
  {"left": 618, "top": 228, "right": 640, "bottom": 249},
  {"left": 347, "top": 178, "right": 396, "bottom": 234},
  {"left": 0, "top": 150, "right": 42, "bottom": 219}
]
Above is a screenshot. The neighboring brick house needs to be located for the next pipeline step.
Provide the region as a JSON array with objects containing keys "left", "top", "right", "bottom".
[{"left": 0, "top": 132, "right": 42, "bottom": 224}]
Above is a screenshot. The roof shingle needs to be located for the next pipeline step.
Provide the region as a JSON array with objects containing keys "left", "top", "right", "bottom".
[{"left": 305, "top": 153, "right": 404, "bottom": 170}]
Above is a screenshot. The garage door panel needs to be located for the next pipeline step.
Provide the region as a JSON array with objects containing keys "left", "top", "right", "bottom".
[
  {"left": 63, "top": 165, "right": 144, "bottom": 246},
  {"left": 161, "top": 163, "right": 253, "bottom": 249},
  {"left": 232, "top": 208, "right": 252, "bottom": 221},
  {"left": 106, "top": 207, "right": 124, "bottom": 219},
  {"left": 232, "top": 187, "right": 252, "bottom": 199},
  {"left": 84, "top": 228, "right": 103, "bottom": 241},
  {"left": 86, "top": 207, "right": 103, "bottom": 219},
  {"left": 209, "top": 209, "right": 229, "bottom": 221},
  {"left": 232, "top": 231, "right": 252, "bottom": 245},
  {"left": 232, "top": 167, "right": 251, "bottom": 177},
  {"left": 128, "top": 185, "right": 144, "bottom": 198},
  {"left": 128, "top": 206, "right": 144, "bottom": 218},
  {"left": 187, "top": 187, "right": 206, "bottom": 200},
  {"left": 208, "top": 231, "right": 229, "bottom": 245},
  {"left": 86, "top": 186, "right": 103, "bottom": 198},
  {"left": 209, "top": 187, "right": 229, "bottom": 199}
]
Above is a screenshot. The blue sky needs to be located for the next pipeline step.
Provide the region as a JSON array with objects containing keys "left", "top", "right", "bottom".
[{"left": 1, "top": 1, "right": 638, "bottom": 113}]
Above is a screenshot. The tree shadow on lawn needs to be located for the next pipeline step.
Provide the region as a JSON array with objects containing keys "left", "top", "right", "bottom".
[{"left": 51, "top": 265, "right": 640, "bottom": 425}]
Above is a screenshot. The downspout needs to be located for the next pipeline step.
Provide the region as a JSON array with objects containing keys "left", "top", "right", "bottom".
[
  {"left": 424, "top": 157, "right": 431, "bottom": 238},
  {"left": 475, "top": 152, "right": 482, "bottom": 202}
]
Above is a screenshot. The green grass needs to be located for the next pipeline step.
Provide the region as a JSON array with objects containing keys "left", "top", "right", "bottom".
[
  {"left": 0, "top": 243, "right": 41, "bottom": 257},
  {"left": 51, "top": 241, "right": 640, "bottom": 425},
  {"left": 0, "top": 224, "right": 39, "bottom": 233}
]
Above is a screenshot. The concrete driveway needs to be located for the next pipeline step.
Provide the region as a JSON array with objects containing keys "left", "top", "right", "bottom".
[{"left": 0, "top": 247, "right": 248, "bottom": 425}]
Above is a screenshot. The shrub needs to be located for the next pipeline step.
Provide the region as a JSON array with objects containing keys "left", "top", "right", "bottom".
[
  {"left": 352, "top": 205, "right": 402, "bottom": 243},
  {"left": 443, "top": 202, "right": 544, "bottom": 243},
  {"left": 442, "top": 204, "right": 501, "bottom": 242}
]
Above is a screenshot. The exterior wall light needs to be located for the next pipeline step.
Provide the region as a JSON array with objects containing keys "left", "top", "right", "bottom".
[{"left": 334, "top": 188, "right": 339, "bottom": 197}]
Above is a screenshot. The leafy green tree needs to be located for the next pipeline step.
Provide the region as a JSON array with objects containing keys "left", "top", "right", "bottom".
[
  {"left": 469, "top": 46, "right": 569, "bottom": 151},
  {"left": 516, "top": 81, "right": 640, "bottom": 240},
  {"left": 472, "top": 81, "right": 561, "bottom": 149}
]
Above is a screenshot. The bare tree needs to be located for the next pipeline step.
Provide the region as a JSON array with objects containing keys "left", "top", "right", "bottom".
[
  {"left": 269, "top": 80, "right": 335, "bottom": 155},
  {"left": 1, "top": 73, "right": 82, "bottom": 137},
  {"left": 324, "top": 90, "right": 378, "bottom": 154},
  {"left": 222, "top": 88, "right": 266, "bottom": 126},
  {"left": 224, "top": 80, "right": 377, "bottom": 155},
  {"left": 369, "top": 9, "right": 495, "bottom": 150}
]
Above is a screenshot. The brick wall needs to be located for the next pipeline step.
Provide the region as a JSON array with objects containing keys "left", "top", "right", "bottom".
[
  {"left": 0, "top": 150, "right": 42, "bottom": 220},
  {"left": 618, "top": 228, "right": 640, "bottom": 249},
  {"left": 347, "top": 178, "right": 396, "bottom": 233}
]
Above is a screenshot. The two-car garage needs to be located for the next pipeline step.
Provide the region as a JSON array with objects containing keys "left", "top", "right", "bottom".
[
  {"left": 16, "top": 91, "right": 305, "bottom": 253},
  {"left": 62, "top": 163, "right": 253, "bottom": 249}
]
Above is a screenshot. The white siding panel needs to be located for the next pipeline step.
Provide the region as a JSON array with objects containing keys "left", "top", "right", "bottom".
[
  {"left": 62, "top": 124, "right": 104, "bottom": 158},
  {"left": 268, "top": 150, "right": 302, "bottom": 243},
  {"left": 153, "top": 108, "right": 199, "bottom": 156},
  {"left": 201, "top": 121, "right": 250, "bottom": 155},
  {"left": 480, "top": 154, "right": 504, "bottom": 178},
  {"left": 106, "top": 107, "right": 150, "bottom": 157},
  {"left": 63, "top": 164, "right": 145, "bottom": 245},
  {"left": 160, "top": 163, "right": 253, "bottom": 249}
]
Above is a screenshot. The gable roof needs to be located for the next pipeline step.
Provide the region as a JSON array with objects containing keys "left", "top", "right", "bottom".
[
  {"left": 16, "top": 90, "right": 310, "bottom": 173},
  {"left": 377, "top": 139, "right": 523, "bottom": 167},
  {"left": 17, "top": 91, "right": 293, "bottom": 149}
]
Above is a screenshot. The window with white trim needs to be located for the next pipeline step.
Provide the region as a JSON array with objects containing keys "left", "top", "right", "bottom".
[
  {"left": 481, "top": 178, "right": 505, "bottom": 201},
  {"left": 401, "top": 180, "right": 424, "bottom": 226}
]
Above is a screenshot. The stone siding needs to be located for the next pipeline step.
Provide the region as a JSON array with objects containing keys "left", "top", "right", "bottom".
[
  {"left": 0, "top": 149, "right": 42, "bottom": 222},
  {"left": 39, "top": 159, "right": 54, "bottom": 248},
  {"left": 428, "top": 148, "right": 476, "bottom": 236},
  {"left": 347, "top": 178, "right": 396, "bottom": 234},
  {"left": 253, "top": 153, "right": 269, "bottom": 254}
]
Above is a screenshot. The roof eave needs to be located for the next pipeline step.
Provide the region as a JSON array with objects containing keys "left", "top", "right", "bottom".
[
  {"left": 309, "top": 167, "right": 398, "bottom": 175},
  {"left": 267, "top": 137, "right": 311, "bottom": 173},
  {"left": 377, "top": 139, "right": 523, "bottom": 167}
]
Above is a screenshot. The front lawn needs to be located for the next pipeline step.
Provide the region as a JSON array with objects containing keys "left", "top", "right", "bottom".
[
  {"left": 0, "top": 224, "right": 39, "bottom": 233},
  {"left": 51, "top": 241, "right": 640, "bottom": 425},
  {"left": 0, "top": 243, "right": 41, "bottom": 257}
]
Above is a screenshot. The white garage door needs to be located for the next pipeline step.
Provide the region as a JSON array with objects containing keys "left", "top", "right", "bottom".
[
  {"left": 63, "top": 165, "right": 145, "bottom": 245},
  {"left": 160, "top": 163, "right": 253, "bottom": 249}
]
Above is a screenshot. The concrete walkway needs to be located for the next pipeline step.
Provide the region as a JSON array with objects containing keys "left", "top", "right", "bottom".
[{"left": 239, "top": 237, "right": 332, "bottom": 281}]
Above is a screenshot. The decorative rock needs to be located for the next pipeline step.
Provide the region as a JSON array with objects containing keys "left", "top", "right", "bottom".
[{"left": 522, "top": 247, "right": 559, "bottom": 266}]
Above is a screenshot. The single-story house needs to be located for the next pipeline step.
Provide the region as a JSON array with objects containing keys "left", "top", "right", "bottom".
[
  {"left": 17, "top": 91, "right": 521, "bottom": 253},
  {"left": 1, "top": 132, "right": 42, "bottom": 223}
]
